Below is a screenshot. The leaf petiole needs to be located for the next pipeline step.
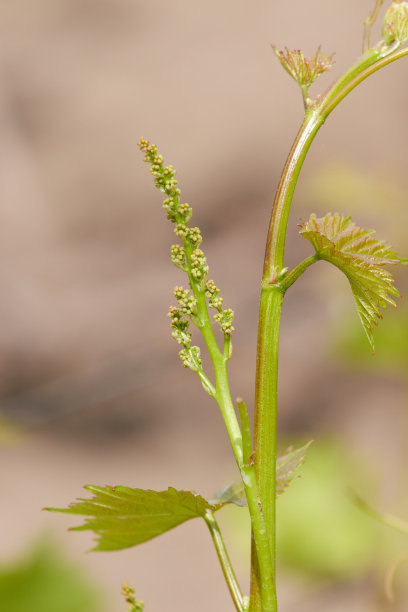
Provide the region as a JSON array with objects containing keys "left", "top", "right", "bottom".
[{"left": 279, "top": 254, "right": 319, "bottom": 292}]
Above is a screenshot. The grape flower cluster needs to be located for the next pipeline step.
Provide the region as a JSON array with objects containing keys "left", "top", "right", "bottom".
[{"left": 139, "top": 138, "right": 234, "bottom": 379}]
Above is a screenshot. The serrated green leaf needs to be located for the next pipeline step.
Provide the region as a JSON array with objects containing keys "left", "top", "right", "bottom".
[
  {"left": 213, "top": 442, "right": 313, "bottom": 507},
  {"left": 299, "top": 213, "right": 400, "bottom": 350},
  {"left": 46, "top": 486, "right": 221, "bottom": 552}
]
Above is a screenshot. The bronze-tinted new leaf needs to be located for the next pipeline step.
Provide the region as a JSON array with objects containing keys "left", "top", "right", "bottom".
[{"left": 300, "top": 213, "right": 400, "bottom": 350}]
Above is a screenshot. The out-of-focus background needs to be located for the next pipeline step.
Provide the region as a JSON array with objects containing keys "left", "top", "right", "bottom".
[{"left": 0, "top": 1, "right": 407, "bottom": 610}]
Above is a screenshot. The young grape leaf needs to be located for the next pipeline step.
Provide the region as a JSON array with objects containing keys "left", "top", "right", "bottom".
[
  {"left": 212, "top": 481, "right": 248, "bottom": 507},
  {"left": 46, "top": 486, "right": 222, "bottom": 552},
  {"left": 213, "top": 441, "right": 313, "bottom": 507},
  {"left": 299, "top": 213, "right": 400, "bottom": 350},
  {"left": 276, "top": 441, "right": 314, "bottom": 496}
]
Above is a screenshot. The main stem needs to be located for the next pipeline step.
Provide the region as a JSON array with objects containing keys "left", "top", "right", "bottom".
[
  {"left": 249, "top": 44, "right": 408, "bottom": 611},
  {"left": 249, "top": 111, "right": 322, "bottom": 612}
]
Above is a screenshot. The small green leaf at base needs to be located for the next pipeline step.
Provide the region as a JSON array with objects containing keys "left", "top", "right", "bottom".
[
  {"left": 213, "top": 441, "right": 313, "bottom": 507},
  {"left": 46, "top": 486, "right": 222, "bottom": 552},
  {"left": 299, "top": 213, "right": 400, "bottom": 350}
]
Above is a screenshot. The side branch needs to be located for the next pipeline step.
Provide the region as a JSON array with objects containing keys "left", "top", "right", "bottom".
[{"left": 204, "top": 510, "right": 246, "bottom": 612}]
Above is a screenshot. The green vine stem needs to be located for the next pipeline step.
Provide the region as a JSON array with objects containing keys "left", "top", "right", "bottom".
[
  {"left": 250, "top": 286, "right": 283, "bottom": 612},
  {"left": 322, "top": 46, "right": 408, "bottom": 115},
  {"left": 250, "top": 43, "right": 408, "bottom": 612},
  {"left": 262, "top": 110, "right": 324, "bottom": 281},
  {"left": 194, "top": 290, "right": 244, "bottom": 467}
]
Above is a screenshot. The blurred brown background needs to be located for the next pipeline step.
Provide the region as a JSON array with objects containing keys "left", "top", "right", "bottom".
[{"left": 0, "top": 1, "right": 407, "bottom": 610}]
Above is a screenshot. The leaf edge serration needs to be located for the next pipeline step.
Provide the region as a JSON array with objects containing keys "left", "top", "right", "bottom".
[{"left": 299, "top": 212, "right": 400, "bottom": 351}]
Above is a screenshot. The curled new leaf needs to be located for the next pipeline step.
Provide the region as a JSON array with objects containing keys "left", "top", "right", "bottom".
[
  {"left": 299, "top": 213, "right": 400, "bottom": 350},
  {"left": 46, "top": 486, "right": 222, "bottom": 552}
]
